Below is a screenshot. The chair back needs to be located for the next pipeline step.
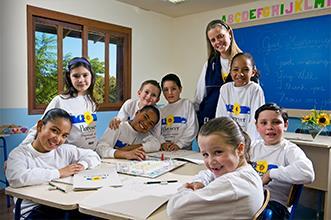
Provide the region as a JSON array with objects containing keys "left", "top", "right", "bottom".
[
  {"left": 287, "top": 184, "right": 304, "bottom": 220},
  {"left": 252, "top": 189, "right": 272, "bottom": 220}
]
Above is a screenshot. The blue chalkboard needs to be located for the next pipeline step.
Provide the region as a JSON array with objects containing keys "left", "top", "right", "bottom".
[{"left": 233, "top": 15, "right": 331, "bottom": 110}]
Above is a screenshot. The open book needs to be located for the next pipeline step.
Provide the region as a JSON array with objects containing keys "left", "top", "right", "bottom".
[
  {"left": 80, "top": 187, "right": 169, "bottom": 220},
  {"left": 147, "top": 150, "right": 204, "bottom": 165},
  {"left": 79, "top": 173, "right": 192, "bottom": 219},
  {"left": 52, "top": 164, "right": 122, "bottom": 190}
]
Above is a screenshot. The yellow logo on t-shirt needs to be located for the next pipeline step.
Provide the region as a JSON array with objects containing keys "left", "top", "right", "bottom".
[
  {"left": 222, "top": 72, "right": 229, "bottom": 82},
  {"left": 251, "top": 160, "right": 278, "bottom": 177},
  {"left": 166, "top": 114, "right": 174, "bottom": 127},
  {"left": 84, "top": 112, "right": 93, "bottom": 125},
  {"left": 233, "top": 103, "right": 241, "bottom": 115},
  {"left": 256, "top": 160, "right": 268, "bottom": 173}
]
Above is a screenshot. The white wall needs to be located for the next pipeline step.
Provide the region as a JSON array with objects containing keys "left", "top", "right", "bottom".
[
  {"left": 1, "top": 0, "right": 329, "bottom": 108},
  {"left": 0, "top": 0, "right": 175, "bottom": 108},
  {"left": 0, "top": 0, "right": 4, "bottom": 111}
]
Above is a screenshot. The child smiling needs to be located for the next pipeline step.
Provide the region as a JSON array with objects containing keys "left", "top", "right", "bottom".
[
  {"left": 97, "top": 105, "right": 160, "bottom": 160},
  {"left": 250, "top": 103, "right": 315, "bottom": 219},
  {"left": 167, "top": 117, "right": 263, "bottom": 219}
]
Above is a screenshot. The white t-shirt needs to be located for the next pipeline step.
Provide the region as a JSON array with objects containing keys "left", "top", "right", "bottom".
[
  {"left": 220, "top": 57, "right": 230, "bottom": 82},
  {"left": 22, "top": 95, "right": 97, "bottom": 150},
  {"left": 6, "top": 142, "right": 100, "bottom": 216},
  {"left": 96, "top": 121, "right": 160, "bottom": 158},
  {"left": 215, "top": 81, "right": 265, "bottom": 141},
  {"left": 160, "top": 99, "right": 198, "bottom": 149},
  {"left": 250, "top": 139, "right": 315, "bottom": 207},
  {"left": 116, "top": 99, "right": 161, "bottom": 142},
  {"left": 167, "top": 164, "right": 264, "bottom": 220}
]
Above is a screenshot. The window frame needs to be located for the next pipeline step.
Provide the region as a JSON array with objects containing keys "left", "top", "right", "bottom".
[{"left": 27, "top": 5, "right": 131, "bottom": 114}]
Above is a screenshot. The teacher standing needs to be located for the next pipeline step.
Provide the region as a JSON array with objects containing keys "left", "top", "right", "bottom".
[{"left": 193, "top": 19, "right": 242, "bottom": 129}]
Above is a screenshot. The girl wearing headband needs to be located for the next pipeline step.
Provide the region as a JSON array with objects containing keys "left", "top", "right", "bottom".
[{"left": 22, "top": 57, "right": 98, "bottom": 150}]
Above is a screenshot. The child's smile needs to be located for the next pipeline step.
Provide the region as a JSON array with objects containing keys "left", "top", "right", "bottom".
[
  {"left": 33, "top": 118, "right": 71, "bottom": 153},
  {"left": 199, "top": 134, "right": 243, "bottom": 177},
  {"left": 131, "top": 109, "right": 159, "bottom": 134},
  {"left": 256, "top": 110, "right": 288, "bottom": 145},
  {"left": 230, "top": 55, "right": 256, "bottom": 87}
]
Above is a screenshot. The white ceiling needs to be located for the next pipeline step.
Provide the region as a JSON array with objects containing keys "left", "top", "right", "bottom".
[{"left": 116, "top": 0, "right": 258, "bottom": 17}]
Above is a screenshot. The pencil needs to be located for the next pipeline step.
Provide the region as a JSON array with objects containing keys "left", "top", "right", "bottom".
[
  {"left": 144, "top": 180, "right": 178, "bottom": 184},
  {"left": 49, "top": 182, "right": 67, "bottom": 193}
]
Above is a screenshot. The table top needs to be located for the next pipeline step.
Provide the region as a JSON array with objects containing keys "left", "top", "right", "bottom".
[
  {"left": 0, "top": 134, "right": 10, "bottom": 138},
  {"left": 6, "top": 183, "right": 95, "bottom": 210},
  {"left": 285, "top": 132, "right": 331, "bottom": 148},
  {"left": 6, "top": 157, "right": 205, "bottom": 219}
]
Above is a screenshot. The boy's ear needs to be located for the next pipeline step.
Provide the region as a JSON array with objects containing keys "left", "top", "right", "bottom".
[
  {"left": 137, "top": 90, "right": 141, "bottom": 96},
  {"left": 36, "top": 120, "right": 44, "bottom": 133},
  {"left": 284, "top": 120, "right": 289, "bottom": 131}
]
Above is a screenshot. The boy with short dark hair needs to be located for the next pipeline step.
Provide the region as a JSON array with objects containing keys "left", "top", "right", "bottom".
[{"left": 250, "top": 103, "right": 315, "bottom": 220}]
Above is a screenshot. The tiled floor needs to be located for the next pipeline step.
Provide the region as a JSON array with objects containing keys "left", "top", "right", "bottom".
[{"left": 0, "top": 189, "right": 14, "bottom": 220}]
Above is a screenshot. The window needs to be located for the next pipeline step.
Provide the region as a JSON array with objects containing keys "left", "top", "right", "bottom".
[{"left": 27, "top": 5, "right": 131, "bottom": 114}]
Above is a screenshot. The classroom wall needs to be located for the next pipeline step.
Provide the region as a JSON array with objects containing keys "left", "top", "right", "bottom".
[
  {"left": 0, "top": 0, "right": 177, "bottom": 188},
  {"left": 0, "top": 0, "right": 330, "bottom": 187},
  {"left": 0, "top": 0, "right": 177, "bottom": 108}
]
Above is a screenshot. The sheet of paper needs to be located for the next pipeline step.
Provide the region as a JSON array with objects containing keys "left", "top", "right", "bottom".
[
  {"left": 80, "top": 175, "right": 189, "bottom": 220},
  {"left": 73, "top": 165, "right": 122, "bottom": 190},
  {"left": 116, "top": 159, "right": 186, "bottom": 178}
]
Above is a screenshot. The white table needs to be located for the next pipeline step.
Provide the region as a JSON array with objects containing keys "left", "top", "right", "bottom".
[
  {"left": 285, "top": 132, "right": 331, "bottom": 220},
  {"left": 6, "top": 155, "right": 204, "bottom": 220}
]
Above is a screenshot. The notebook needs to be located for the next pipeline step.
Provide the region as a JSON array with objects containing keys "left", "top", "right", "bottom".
[{"left": 72, "top": 165, "right": 122, "bottom": 190}]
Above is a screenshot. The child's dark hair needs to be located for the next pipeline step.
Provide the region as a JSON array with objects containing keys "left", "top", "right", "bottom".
[
  {"left": 161, "top": 73, "right": 182, "bottom": 89},
  {"left": 139, "top": 80, "right": 161, "bottom": 98},
  {"left": 63, "top": 57, "right": 97, "bottom": 109},
  {"left": 199, "top": 117, "right": 251, "bottom": 161},
  {"left": 139, "top": 105, "right": 160, "bottom": 123},
  {"left": 41, "top": 108, "right": 72, "bottom": 127},
  {"left": 230, "top": 52, "right": 260, "bottom": 83},
  {"left": 254, "top": 103, "right": 288, "bottom": 123}
]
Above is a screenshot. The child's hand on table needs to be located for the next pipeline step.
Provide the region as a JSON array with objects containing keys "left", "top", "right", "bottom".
[
  {"left": 116, "top": 147, "right": 146, "bottom": 161},
  {"left": 184, "top": 182, "right": 205, "bottom": 191},
  {"left": 59, "top": 163, "right": 84, "bottom": 177},
  {"left": 161, "top": 142, "right": 180, "bottom": 151}
]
